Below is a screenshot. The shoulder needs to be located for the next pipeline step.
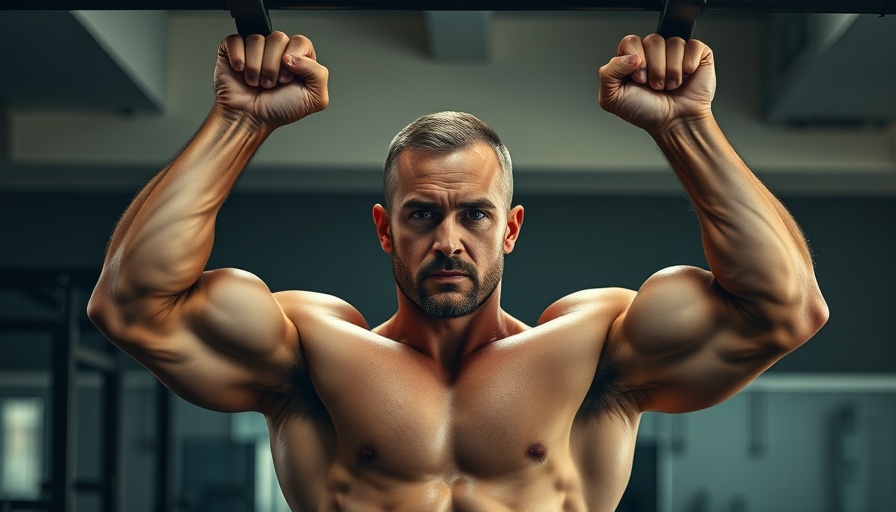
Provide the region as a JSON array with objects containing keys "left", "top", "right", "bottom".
[
  {"left": 537, "top": 287, "right": 636, "bottom": 326},
  {"left": 274, "top": 290, "right": 369, "bottom": 330},
  {"left": 540, "top": 289, "right": 641, "bottom": 421}
]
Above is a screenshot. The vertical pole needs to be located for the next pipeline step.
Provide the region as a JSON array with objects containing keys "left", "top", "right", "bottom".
[
  {"left": 154, "top": 382, "right": 173, "bottom": 512},
  {"left": 102, "top": 354, "right": 123, "bottom": 512},
  {"left": 50, "top": 274, "right": 78, "bottom": 512},
  {"left": 748, "top": 390, "right": 767, "bottom": 458}
]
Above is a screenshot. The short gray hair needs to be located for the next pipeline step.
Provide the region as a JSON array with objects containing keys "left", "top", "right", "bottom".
[{"left": 383, "top": 111, "right": 513, "bottom": 209}]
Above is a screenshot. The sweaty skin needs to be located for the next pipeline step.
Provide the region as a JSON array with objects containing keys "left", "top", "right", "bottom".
[{"left": 88, "top": 32, "right": 828, "bottom": 511}]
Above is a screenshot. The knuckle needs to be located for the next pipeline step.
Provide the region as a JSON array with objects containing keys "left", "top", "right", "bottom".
[
  {"left": 621, "top": 34, "right": 641, "bottom": 44},
  {"left": 643, "top": 33, "right": 664, "bottom": 45},
  {"left": 667, "top": 36, "right": 686, "bottom": 47},
  {"left": 268, "top": 31, "right": 289, "bottom": 44},
  {"left": 245, "top": 34, "right": 265, "bottom": 45}
]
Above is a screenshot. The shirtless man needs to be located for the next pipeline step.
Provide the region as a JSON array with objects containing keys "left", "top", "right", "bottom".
[{"left": 88, "top": 30, "right": 828, "bottom": 511}]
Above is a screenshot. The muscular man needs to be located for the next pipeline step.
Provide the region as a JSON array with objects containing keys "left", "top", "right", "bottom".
[{"left": 88, "top": 31, "right": 828, "bottom": 510}]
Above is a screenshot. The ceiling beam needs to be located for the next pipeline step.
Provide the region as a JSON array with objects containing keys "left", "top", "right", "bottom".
[
  {"left": 763, "top": 14, "right": 896, "bottom": 124},
  {"left": 0, "top": 11, "right": 168, "bottom": 112}
]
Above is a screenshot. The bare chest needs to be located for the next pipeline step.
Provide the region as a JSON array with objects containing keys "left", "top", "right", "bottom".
[{"left": 294, "top": 329, "right": 608, "bottom": 480}]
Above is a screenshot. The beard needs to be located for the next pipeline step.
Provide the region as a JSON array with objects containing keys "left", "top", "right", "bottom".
[{"left": 392, "top": 250, "right": 503, "bottom": 319}]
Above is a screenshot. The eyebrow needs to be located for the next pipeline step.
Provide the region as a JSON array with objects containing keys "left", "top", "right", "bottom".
[
  {"left": 458, "top": 199, "right": 498, "bottom": 211},
  {"left": 400, "top": 198, "right": 498, "bottom": 211}
]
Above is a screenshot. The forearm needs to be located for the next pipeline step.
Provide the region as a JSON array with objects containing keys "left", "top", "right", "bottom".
[
  {"left": 654, "top": 115, "right": 816, "bottom": 308},
  {"left": 100, "top": 107, "right": 271, "bottom": 303}
]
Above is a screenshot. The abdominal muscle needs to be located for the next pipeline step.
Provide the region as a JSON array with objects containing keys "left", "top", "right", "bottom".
[{"left": 324, "top": 470, "right": 586, "bottom": 512}]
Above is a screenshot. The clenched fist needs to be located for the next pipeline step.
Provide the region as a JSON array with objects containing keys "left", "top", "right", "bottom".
[
  {"left": 599, "top": 34, "right": 715, "bottom": 136},
  {"left": 214, "top": 32, "right": 329, "bottom": 130}
]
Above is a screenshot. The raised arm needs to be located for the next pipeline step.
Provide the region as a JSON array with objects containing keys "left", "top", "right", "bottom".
[
  {"left": 88, "top": 33, "right": 329, "bottom": 413},
  {"left": 598, "top": 35, "right": 829, "bottom": 413}
]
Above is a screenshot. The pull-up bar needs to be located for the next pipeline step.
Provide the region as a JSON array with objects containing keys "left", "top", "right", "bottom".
[
  {"left": 4, "top": 0, "right": 893, "bottom": 44},
  {"left": 3, "top": 0, "right": 893, "bottom": 11}
]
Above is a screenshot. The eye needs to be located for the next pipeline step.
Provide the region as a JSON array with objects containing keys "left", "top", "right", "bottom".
[
  {"left": 465, "top": 210, "right": 487, "bottom": 221},
  {"left": 411, "top": 210, "right": 434, "bottom": 220}
]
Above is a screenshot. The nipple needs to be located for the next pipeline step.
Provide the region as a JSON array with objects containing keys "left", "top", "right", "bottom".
[
  {"left": 357, "top": 444, "right": 378, "bottom": 465},
  {"left": 526, "top": 442, "right": 547, "bottom": 462}
]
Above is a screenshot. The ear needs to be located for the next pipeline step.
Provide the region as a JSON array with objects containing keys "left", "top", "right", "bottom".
[
  {"left": 372, "top": 204, "right": 393, "bottom": 253},
  {"left": 503, "top": 205, "right": 524, "bottom": 254}
]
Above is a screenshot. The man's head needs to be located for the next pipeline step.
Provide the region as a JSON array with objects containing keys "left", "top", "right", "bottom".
[
  {"left": 373, "top": 112, "right": 523, "bottom": 319},
  {"left": 383, "top": 111, "right": 513, "bottom": 211}
]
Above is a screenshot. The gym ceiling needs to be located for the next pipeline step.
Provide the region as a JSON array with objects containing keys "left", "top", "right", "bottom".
[{"left": 1, "top": 1, "right": 894, "bottom": 194}]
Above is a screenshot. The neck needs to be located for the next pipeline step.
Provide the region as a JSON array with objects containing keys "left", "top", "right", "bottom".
[{"left": 374, "top": 282, "right": 527, "bottom": 372}]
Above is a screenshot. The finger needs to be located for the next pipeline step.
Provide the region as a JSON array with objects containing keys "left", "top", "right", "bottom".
[
  {"left": 643, "top": 33, "right": 666, "bottom": 91},
  {"left": 598, "top": 52, "right": 642, "bottom": 110},
  {"left": 260, "top": 31, "right": 290, "bottom": 89},
  {"left": 283, "top": 55, "right": 329, "bottom": 93},
  {"left": 278, "top": 68, "right": 295, "bottom": 84},
  {"left": 284, "top": 34, "right": 317, "bottom": 62},
  {"left": 283, "top": 54, "right": 327, "bottom": 85},
  {"left": 664, "top": 37, "right": 686, "bottom": 90},
  {"left": 617, "top": 34, "right": 647, "bottom": 84},
  {"left": 600, "top": 53, "right": 643, "bottom": 83},
  {"left": 279, "top": 34, "right": 316, "bottom": 84},
  {"left": 243, "top": 34, "right": 265, "bottom": 87},
  {"left": 221, "top": 35, "right": 245, "bottom": 72},
  {"left": 682, "top": 38, "right": 709, "bottom": 77}
]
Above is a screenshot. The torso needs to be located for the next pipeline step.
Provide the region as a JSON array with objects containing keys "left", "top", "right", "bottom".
[{"left": 264, "top": 289, "right": 641, "bottom": 511}]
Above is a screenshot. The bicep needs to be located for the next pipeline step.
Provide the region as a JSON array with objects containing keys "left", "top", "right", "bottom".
[
  {"left": 614, "top": 265, "right": 789, "bottom": 413},
  {"left": 110, "top": 268, "right": 300, "bottom": 413}
]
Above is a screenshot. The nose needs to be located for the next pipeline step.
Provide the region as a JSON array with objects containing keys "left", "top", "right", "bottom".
[{"left": 432, "top": 218, "right": 463, "bottom": 257}]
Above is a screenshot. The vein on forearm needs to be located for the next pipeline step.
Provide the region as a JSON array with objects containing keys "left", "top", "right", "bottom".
[
  {"left": 656, "top": 117, "right": 812, "bottom": 306},
  {"left": 111, "top": 110, "right": 270, "bottom": 300}
]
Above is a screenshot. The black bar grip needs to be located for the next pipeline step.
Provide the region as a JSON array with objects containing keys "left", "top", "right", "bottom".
[
  {"left": 657, "top": 0, "right": 706, "bottom": 40},
  {"left": 227, "top": 0, "right": 273, "bottom": 38}
]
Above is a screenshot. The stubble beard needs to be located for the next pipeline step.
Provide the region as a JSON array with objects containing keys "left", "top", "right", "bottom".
[{"left": 392, "top": 251, "right": 503, "bottom": 319}]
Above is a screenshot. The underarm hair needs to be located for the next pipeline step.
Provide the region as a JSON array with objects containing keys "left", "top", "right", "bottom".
[{"left": 575, "top": 341, "right": 630, "bottom": 422}]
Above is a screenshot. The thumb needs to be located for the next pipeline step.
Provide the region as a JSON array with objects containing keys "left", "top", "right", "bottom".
[
  {"left": 600, "top": 53, "right": 642, "bottom": 83},
  {"left": 598, "top": 53, "right": 642, "bottom": 114},
  {"left": 283, "top": 54, "right": 327, "bottom": 86}
]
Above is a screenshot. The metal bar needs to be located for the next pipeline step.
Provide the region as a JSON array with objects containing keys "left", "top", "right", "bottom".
[
  {"left": 657, "top": 0, "right": 705, "bottom": 39},
  {"left": 0, "top": 0, "right": 893, "bottom": 13},
  {"left": 50, "top": 275, "right": 78, "bottom": 512},
  {"left": 153, "top": 382, "right": 174, "bottom": 512},
  {"left": 0, "top": 318, "right": 98, "bottom": 333},
  {"left": 75, "top": 344, "right": 117, "bottom": 373},
  {"left": 102, "top": 357, "right": 123, "bottom": 512},
  {"left": 0, "top": 319, "right": 56, "bottom": 331},
  {"left": 0, "top": 268, "right": 97, "bottom": 288},
  {"left": 21, "top": 289, "right": 58, "bottom": 310},
  {"left": 0, "top": 500, "right": 53, "bottom": 510},
  {"left": 74, "top": 480, "right": 104, "bottom": 492},
  {"left": 228, "top": 0, "right": 273, "bottom": 37}
]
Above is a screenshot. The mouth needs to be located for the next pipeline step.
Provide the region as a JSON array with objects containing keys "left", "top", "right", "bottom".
[{"left": 426, "top": 271, "right": 469, "bottom": 280}]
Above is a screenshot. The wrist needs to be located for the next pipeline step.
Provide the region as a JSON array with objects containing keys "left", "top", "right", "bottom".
[
  {"left": 649, "top": 111, "right": 716, "bottom": 143},
  {"left": 209, "top": 104, "right": 276, "bottom": 141}
]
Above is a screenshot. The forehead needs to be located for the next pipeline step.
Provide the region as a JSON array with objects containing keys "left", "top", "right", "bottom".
[{"left": 393, "top": 142, "right": 503, "bottom": 206}]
